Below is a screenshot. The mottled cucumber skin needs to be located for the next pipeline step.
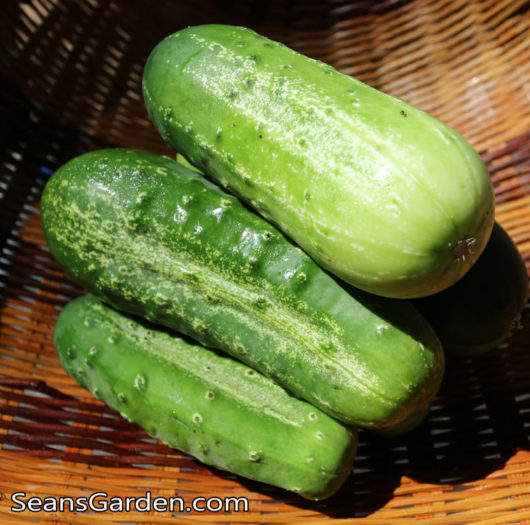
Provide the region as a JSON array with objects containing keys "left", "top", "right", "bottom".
[
  {"left": 415, "top": 222, "right": 529, "bottom": 356},
  {"left": 54, "top": 295, "right": 356, "bottom": 500},
  {"left": 142, "top": 24, "right": 494, "bottom": 299},
  {"left": 41, "top": 148, "right": 444, "bottom": 431}
]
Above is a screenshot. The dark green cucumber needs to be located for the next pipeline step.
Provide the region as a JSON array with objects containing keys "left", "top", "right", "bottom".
[
  {"left": 415, "top": 222, "right": 529, "bottom": 356},
  {"left": 54, "top": 294, "right": 356, "bottom": 500},
  {"left": 41, "top": 148, "right": 444, "bottom": 431},
  {"left": 142, "top": 24, "right": 494, "bottom": 299}
]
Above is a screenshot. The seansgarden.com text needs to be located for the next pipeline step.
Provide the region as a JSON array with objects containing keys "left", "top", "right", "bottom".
[{"left": 10, "top": 491, "right": 250, "bottom": 513}]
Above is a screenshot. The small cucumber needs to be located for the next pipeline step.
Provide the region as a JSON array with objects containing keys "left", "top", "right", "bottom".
[
  {"left": 41, "top": 148, "right": 444, "bottom": 431},
  {"left": 415, "top": 222, "right": 529, "bottom": 356},
  {"left": 54, "top": 294, "right": 356, "bottom": 500},
  {"left": 142, "top": 24, "right": 494, "bottom": 299}
]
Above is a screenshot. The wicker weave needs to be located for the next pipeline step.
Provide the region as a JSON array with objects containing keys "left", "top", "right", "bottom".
[{"left": 1, "top": 0, "right": 530, "bottom": 522}]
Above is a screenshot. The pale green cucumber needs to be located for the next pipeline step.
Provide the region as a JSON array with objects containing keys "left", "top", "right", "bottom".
[{"left": 143, "top": 24, "right": 494, "bottom": 299}]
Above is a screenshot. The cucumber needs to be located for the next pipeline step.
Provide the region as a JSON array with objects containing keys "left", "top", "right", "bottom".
[
  {"left": 142, "top": 24, "right": 494, "bottom": 299},
  {"left": 415, "top": 222, "right": 529, "bottom": 356},
  {"left": 41, "top": 148, "right": 444, "bottom": 431},
  {"left": 177, "top": 153, "right": 202, "bottom": 173},
  {"left": 54, "top": 294, "right": 357, "bottom": 500}
]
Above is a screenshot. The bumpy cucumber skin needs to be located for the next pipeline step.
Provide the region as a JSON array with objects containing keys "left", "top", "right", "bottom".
[
  {"left": 54, "top": 295, "right": 356, "bottom": 500},
  {"left": 41, "top": 148, "right": 444, "bottom": 431},
  {"left": 142, "top": 24, "right": 494, "bottom": 299},
  {"left": 415, "top": 222, "right": 529, "bottom": 356}
]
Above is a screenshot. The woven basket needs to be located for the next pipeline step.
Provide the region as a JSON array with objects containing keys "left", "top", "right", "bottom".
[{"left": 1, "top": 0, "right": 530, "bottom": 523}]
